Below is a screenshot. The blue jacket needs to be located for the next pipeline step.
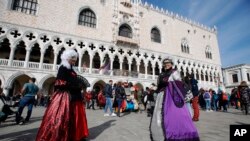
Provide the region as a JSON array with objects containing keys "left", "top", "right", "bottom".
[
  {"left": 191, "top": 78, "right": 199, "bottom": 97},
  {"left": 104, "top": 84, "right": 113, "bottom": 98}
]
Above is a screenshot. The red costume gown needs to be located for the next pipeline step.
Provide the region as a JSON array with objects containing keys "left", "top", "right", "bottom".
[{"left": 36, "top": 66, "right": 89, "bottom": 141}]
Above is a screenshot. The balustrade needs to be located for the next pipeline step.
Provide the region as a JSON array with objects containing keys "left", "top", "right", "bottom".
[
  {"left": 42, "top": 63, "right": 53, "bottom": 70},
  {"left": 28, "top": 62, "right": 39, "bottom": 69},
  {"left": 0, "top": 59, "right": 8, "bottom": 66},
  {"left": 0, "top": 59, "right": 157, "bottom": 80},
  {"left": 12, "top": 60, "right": 24, "bottom": 68}
]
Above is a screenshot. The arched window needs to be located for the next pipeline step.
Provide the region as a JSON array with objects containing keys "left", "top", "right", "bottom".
[
  {"left": 205, "top": 46, "right": 212, "bottom": 59},
  {"left": 119, "top": 24, "right": 132, "bottom": 38},
  {"left": 151, "top": 27, "right": 161, "bottom": 43},
  {"left": 11, "top": 0, "right": 38, "bottom": 15},
  {"left": 78, "top": 8, "right": 96, "bottom": 28},
  {"left": 181, "top": 38, "right": 189, "bottom": 54}
]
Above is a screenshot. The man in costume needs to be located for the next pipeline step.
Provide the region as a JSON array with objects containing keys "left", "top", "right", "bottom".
[
  {"left": 36, "top": 49, "right": 89, "bottom": 141},
  {"left": 150, "top": 58, "right": 200, "bottom": 141}
]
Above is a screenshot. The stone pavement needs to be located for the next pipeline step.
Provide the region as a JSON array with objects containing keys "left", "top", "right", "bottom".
[{"left": 0, "top": 107, "right": 249, "bottom": 141}]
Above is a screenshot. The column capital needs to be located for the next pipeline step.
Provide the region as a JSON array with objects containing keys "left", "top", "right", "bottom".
[
  {"left": 78, "top": 51, "right": 84, "bottom": 56},
  {"left": 25, "top": 47, "right": 32, "bottom": 52},
  {"left": 40, "top": 49, "right": 46, "bottom": 54},
  {"left": 110, "top": 58, "right": 114, "bottom": 62},
  {"left": 152, "top": 64, "right": 156, "bottom": 68},
  {"left": 54, "top": 50, "right": 59, "bottom": 55},
  {"left": 128, "top": 61, "right": 132, "bottom": 65}
]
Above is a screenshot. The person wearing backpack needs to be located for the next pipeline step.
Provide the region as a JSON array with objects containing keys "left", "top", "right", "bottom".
[
  {"left": 203, "top": 90, "right": 212, "bottom": 112},
  {"left": 219, "top": 89, "right": 228, "bottom": 112},
  {"left": 238, "top": 81, "right": 250, "bottom": 115}
]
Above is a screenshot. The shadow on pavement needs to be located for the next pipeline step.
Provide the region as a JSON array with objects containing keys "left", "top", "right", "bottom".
[
  {"left": 121, "top": 111, "right": 131, "bottom": 117},
  {"left": 0, "top": 128, "right": 38, "bottom": 141},
  {"left": 222, "top": 110, "right": 247, "bottom": 116},
  {"left": 88, "top": 120, "right": 116, "bottom": 140},
  {"left": 0, "top": 116, "right": 43, "bottom": 128}
]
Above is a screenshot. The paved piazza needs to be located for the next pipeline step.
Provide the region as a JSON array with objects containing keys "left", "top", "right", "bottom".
[{"left": 0, "top": 107, "right": 249, "bottom": 141}]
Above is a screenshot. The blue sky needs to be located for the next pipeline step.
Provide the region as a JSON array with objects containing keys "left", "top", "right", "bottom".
[{"left": 144, "top": 0, "right": 250, "bottom": 67}]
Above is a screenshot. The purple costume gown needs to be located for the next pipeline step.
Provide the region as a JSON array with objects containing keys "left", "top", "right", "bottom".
[{"left": 150, "top": 69, "right": 199, "bottom": 141}]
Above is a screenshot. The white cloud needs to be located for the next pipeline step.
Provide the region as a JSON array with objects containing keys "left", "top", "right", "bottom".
[
  {"left": 188, "top": 0, "right": 224, "bottom": 22},
  {"left": 207, "top": 0, "right": 242, "bottom": 25}
]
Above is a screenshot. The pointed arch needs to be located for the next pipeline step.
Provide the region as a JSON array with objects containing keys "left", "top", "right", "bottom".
[
  {"left": 78, "top": 8, "right": 96, "bottom": 28},
  {"left": 151, "top": 27, "right": 161, "bottom": 43},
  {"left": 0, "top": 38, "right": 11, "bottom": 59},
  {"left": 29, "top": 43, "right": 40, "bottom": 62},
  {"left": 119, "top": 24, "right": 132, "bottom": 38}
]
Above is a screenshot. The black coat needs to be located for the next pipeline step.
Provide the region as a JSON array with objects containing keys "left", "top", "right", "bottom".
[{"left": 54, "top": 66, "right": 82, "bottom": 101}]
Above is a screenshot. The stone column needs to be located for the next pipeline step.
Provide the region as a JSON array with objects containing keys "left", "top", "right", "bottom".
[
  {"left": 39, "top": 50, "right": 45, "bottom": 69},
  {"left": 89, "top": 55, "right": 93, "bottom": 74},
  {"left": 207, "top": 71, "right": 211, "bottom": 84},
  {"left": 119, "top": 61, "right": 123, "bottom": 76},
  {"left": 137, "top": 64, "right": 140, "bottom": 73},
  {"left": 110, "top": 58, "right": 114, "bottom": 76},
  {"left": 198, "top": 70, "right": 202, "bottom": 84},
  {"left": 152, "top": 65, "right": 156, "bottom": 79},
  {"left": 159, "top": 66, "right": 162, "bottom": 73},
  {"left": 128, "top": 62, "right": 132, "bottom": 72},
  {"left": 8, "top": 47, "right": 15, "bottom": 66},
  {"left": 53, "top": 52, "right": 58, "bottom": 71},
  {"left": 136, "top": 61, "right": 140, "bottom": 78},
  {"left": 183, "top": 70, "right": 187, "bottom": 77},
  {"left": 100, "top": 56, "right": 104, "bottom": 75},
  {"left": 145, "top": 64, "right": 148, "bottom": 79},
  {"left": 119, "top": 61, "right": 123, "bottom": 70},
  {"left": 78, "top": 53, "right": 83, "bottom": 73},
  {"left": 194, "top": 72, "right": 197, "bottom": 79},
  {"left": 211, "top": 73, "right": 215, "bottom": 86},
  {"left": 24, "top": 48, "right": 31, "bottom": 68}
]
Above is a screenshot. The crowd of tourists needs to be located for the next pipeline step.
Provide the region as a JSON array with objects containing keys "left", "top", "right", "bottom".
[
  {"left": 196, "top": 81, "right": 250, "bottom": 115},
  {"left": 1, "top": 49, "right": 249, "bottom": 141}
]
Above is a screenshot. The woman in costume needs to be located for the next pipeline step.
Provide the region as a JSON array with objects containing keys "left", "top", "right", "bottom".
[
  {"left": 150, "top": 58, "right": 199, "bottom": 141},
  {"left": 36, "top": 49, "right": 89, "bottom": 141}
]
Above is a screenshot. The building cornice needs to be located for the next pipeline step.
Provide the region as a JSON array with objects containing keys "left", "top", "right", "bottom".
[{"left": 222, "top": 64, "right": 250, "bottom": 70}]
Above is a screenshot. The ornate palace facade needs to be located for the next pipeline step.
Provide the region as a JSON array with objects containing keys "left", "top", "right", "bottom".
[{"left": 0, "top": 0, "right": 222, "bottom": 96}]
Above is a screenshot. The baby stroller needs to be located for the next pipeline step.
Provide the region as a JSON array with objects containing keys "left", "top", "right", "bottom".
[{"left": 0, "top": 95, "right": 16, "bottom": 123}]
